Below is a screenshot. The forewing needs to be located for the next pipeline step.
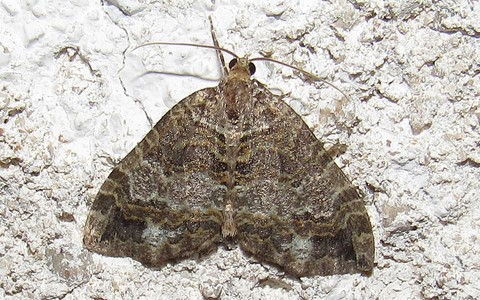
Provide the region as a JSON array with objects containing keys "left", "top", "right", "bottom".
[
  {"left": 84, "top": 87, "right": 227, "bottom": 267},
  {"left": 235, "top": 81, "right": 375, "bottom": 276}
]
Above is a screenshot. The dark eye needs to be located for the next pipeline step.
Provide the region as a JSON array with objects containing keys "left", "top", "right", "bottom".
[
  {"left": 248, "top": 62, "right": 256, "bottom": 75},
  {"left": 228, "top": 59, "right": 237, "bottom": 69}
]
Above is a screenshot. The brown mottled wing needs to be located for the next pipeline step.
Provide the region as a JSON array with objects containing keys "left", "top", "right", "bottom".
[
  {"left": 234, "top": 80, "right": 374, "bottom": 277},
  {"left": 83, "top": 87, "right": 226, "bottom": 267}
]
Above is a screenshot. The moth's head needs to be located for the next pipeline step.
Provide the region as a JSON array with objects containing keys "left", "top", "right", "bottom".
[{"left": 227, "top": 57, "right": 256, "bottom": 81}]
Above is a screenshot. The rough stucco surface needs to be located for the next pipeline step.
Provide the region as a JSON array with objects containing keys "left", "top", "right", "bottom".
[{"left": 1, "top": 0, "right": 479, "bottom": 299}]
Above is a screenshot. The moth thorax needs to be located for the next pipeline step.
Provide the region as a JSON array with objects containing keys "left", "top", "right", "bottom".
[{"left": 223, "top": 79, "right": 251, "bottom": 121}]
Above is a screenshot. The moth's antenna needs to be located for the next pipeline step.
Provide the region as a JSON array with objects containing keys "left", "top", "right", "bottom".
[
  {"left": 131, "top": 32, "right": 349, "bottom": 100},
  {"left": 208, "top": 16, "right": 228, "bottom": 76},
  {"left": 132, "top": 42, "right": 239, "bottom": 59},
  {"left": 251, "top": 57, "right": 350, "bottom": 101}
]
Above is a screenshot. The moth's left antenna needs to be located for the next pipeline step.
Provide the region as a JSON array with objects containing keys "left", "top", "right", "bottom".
[{"left": 208, "top": 16, "right": 228, "bottom": 76}]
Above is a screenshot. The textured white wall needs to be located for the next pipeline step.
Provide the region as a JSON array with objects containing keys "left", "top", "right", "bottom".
[{"left": 1, "top": 0, "right": 479, "bottom": 299}]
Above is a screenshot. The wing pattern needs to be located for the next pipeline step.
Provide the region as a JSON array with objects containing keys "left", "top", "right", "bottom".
[{"left": 84, "top": 58, "right": 374, "bottom": 276}]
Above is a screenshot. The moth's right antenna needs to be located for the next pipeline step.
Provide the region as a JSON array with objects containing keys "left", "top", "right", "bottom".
[{"left": 208, "top": 16, "right": 228, "bottom": 76}]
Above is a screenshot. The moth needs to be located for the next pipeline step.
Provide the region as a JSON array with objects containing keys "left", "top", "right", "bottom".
[{"left": 84, "top": 18, "right": 374, "bottom": 277}]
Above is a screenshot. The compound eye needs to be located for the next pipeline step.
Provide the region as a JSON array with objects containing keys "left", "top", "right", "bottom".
[
  {"left": 228, "top": 58, "right": 237, "bottom": 70},
  {"left": 248, "top": 62, "right": 256, "bottom": 75}
]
